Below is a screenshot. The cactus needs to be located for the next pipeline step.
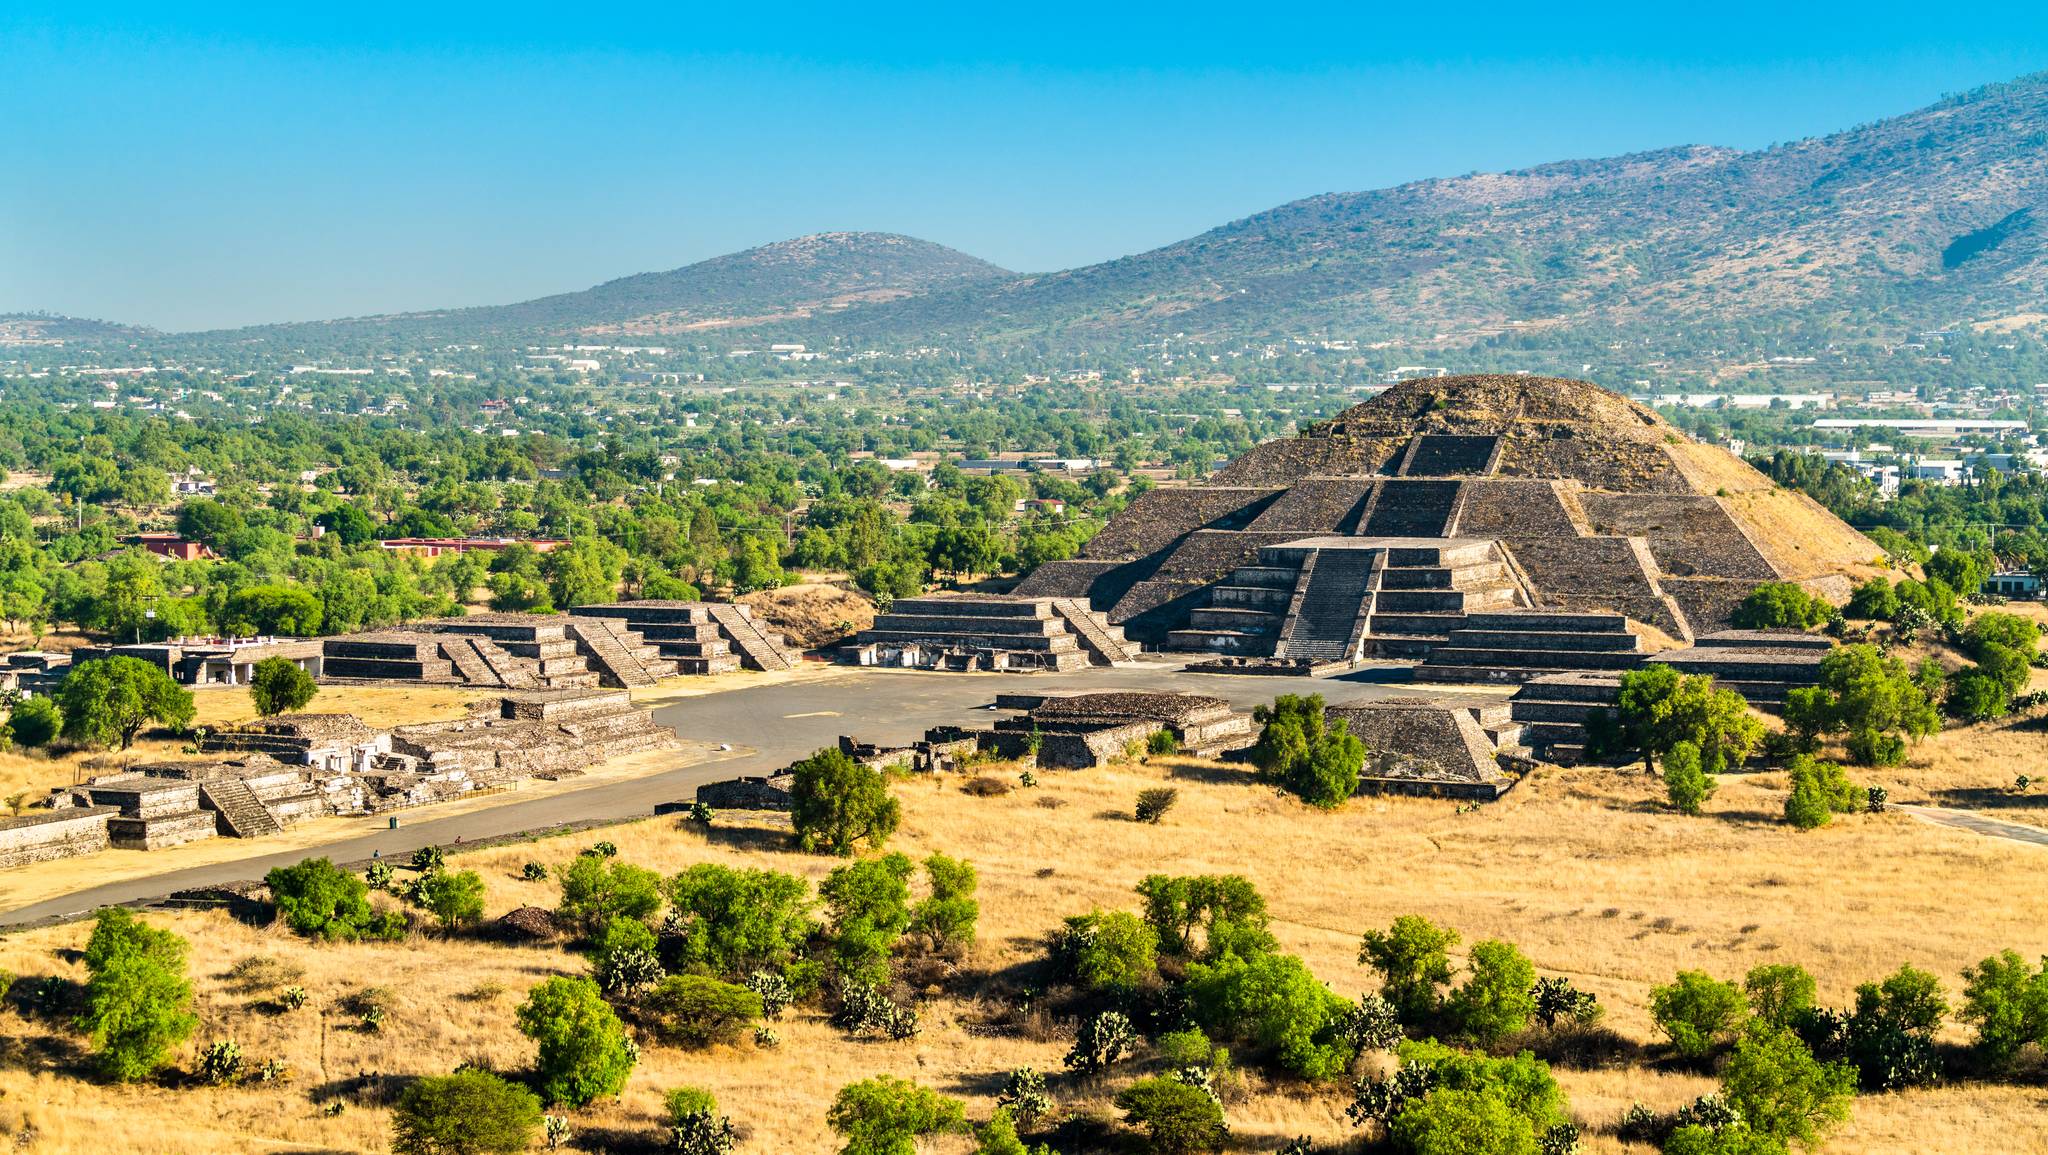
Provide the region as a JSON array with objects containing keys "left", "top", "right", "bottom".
[
  {"left": 521, "top": 861, "right": 548, "bottom": 882},
  {"left": 198, "top": 1039, "right": 243, "bottom": 1085}
]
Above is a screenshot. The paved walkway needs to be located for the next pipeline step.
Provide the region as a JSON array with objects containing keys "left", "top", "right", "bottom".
[
  {"left": 0, "top": 659, "right": 1438, "bottom": 928},
  {"left": 1895, "top": 803, "right": 2048, "bottom": 847}
]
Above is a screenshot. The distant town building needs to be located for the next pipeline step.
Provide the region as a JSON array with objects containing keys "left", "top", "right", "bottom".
[
  {"left": 376, "top": 537, "right": 568, "bottom": 558},
  {"left": 125, "top": 533, "right": 212, "bottom": 561}
]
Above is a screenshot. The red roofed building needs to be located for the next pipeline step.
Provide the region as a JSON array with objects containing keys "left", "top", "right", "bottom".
[
  {"left": 125, "top": 533, "right": 213, "bottom": 561},
  {"left": 377, "top": 537, "right": 569, "bottom": 558}
]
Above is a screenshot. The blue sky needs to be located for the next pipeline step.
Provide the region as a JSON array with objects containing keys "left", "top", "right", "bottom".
[{"left": 4, "top": 2, "right": 2046, "bottom": 331}]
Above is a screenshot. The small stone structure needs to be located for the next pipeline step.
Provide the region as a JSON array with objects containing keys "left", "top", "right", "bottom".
[
  {"left": 576, "top": 601, "right": 801, "bottom": 673},
  {"left": 844, "top": 595, "right": 1134, "bottom": 672},
  {"left": 1325, "top": 697, "right": 1523, "bottom": 800},
  {"left": 72, "top": 636, "right": 324, "bottom": 687},
  {"left": 985, "top": 691, "right": 1255, "bottom": 768},
  {"left": 695, "top": 772, "right": 795, "bottom": 811},
  {"left": 322, "top": 612, "right": 688, "bottom": 690},
  {"left": 0, "top": 807, "right": 117, "bottom": 869}
]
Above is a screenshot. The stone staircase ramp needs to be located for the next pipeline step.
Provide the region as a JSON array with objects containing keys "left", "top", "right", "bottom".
[
  {"left": 1051, "top": 599, "right": 1136, "bottom": 664},
  {"left": 199, "top": 778, "right": 283, "bottom": 839},
  {"left": 471, "top": 637, "right": 540, "bottom": 688},
  {"left": 706, "top": 603, "right": 798, "bottom": 671},
  {"left": 438, "top": 637, "right": 503, "bottom": 687},
  {"left": 1280, "top": 548, "right": 1376, "bottom": 663},
  {"left": 566, "top": 619, "right": 658, "bottom": 688}
]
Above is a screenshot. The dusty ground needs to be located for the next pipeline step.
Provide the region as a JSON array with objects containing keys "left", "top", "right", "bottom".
[
  {"left": 740, "top": 582, "right": 876, "bottom": 649},
  {"left": 2, "top": 748, "right": 2045, "bottom": 1154}
]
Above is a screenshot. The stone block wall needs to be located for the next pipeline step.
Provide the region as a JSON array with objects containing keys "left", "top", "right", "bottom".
[{"left": 0, "top": 807, "right": 115, "bottom": 868}]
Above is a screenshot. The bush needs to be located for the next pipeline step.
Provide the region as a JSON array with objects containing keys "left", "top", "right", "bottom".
[
  {"left": 1834, "top": 965, "right": 1948, "bottom": 1091},
  {"left": 555, "top": 854, "right": 663, "bottom": 940},
  {"left": 1249, "top": 693, "right": 1365, "bottom": 809},
  {"left": 391, "top": 1068, "right": 544, "bottom": 1155},
  {"left": 1719, "top": 1025, "right": 1854, "bottom": 1147},
  {"left": 742, "top": 970, "right": 792, "bottom": 1019},
  {"left": 1066, "top": 1009, "right": 1137, "bottom": 1074},
  {"left": 1055, "top": 909, "right": 1158, "bottom": 992},
  {"left": 907, "top": 852, "right": 979, "bottom": 955},
  {"left": 663, "top": 863, "right": 816, "bottom": 978},
  {"left": 197, "top": 1038, "right": 243, "bottom": 1085},
  {"left": 521, "top": 861, "right": 548, "bottom": 882},
  {"left": 1960, "top": 949, "right": 2048, "bottom": 1069},
  {"left": 1390, "top": 1088, "right": 1539, "bottom": 1155},
  {"left": 411, "top": 845, "right": 446, "bottom": 874},
  {"left": 1114, "top": 1076, "right": 1227, "bottom": 1154},
  {"left": 790, "top": 746, "right": 901, "bottom": 855},
  {"left": 1846, "top": 577, "right": 1901, "bottom": 621},
  {"left": 1360, "top": 915, "right": 1459, "bottom": 1025},
  {"left": 826, "top": 1075, "right": 967, "bottom": 1155},
  {"left": 1731, "top": 583, "right": 1832, "bottom": 631},
  {"left": 1531, "top": 977, "right": 1602, "bottom": 1030},
  {"left": 75, "top": 908, "right": 198, "bottom": 1081},
  {"left": 1360, "top": 1041, "right": 1568, "bottom": 1155},
  {"left": 249, "top": 657, "right": 318, "bottom": 716},
  {"left": 515, "top": 976, "right": 636, "bottom": 1107},
  {"left": 1946, "top": 667, "right": 2012, "bottom": 722},
  {"left": 8, "top": 696, "right": 59, "bottom": 748},
  {"left": 822, "top": 853, "right": 914, "bottom": 985},
  {"left": 418, "top": 869, "right": 486, "bottom": 931},
  {"left": 962, "top": 775, "right": 1012, "bottom": 797},
  {"left": 1446, "top": 940, "right": 1537, "bottom": 1046},
  {"left": 644, "top": 975, "right": 763, "bottom": 1047},
  {"left": 266, "top": 857, "right": 406, "bottom": 942},
  {"left": 1185, "top": 950, "right": 1355, "bottom": 1080},
  {"left": 973, "top": 1107, "right": 1032, "bottom": 1155},
  {"left": 591, "top": 918, "right": 665, "bottom": 999},
  {"left": 1134, "top": 787, "right": 1179, "bottom": 823},
  {"left": 1661, "top": 740, "right": 1716, "bottom": 816},
  {"left": 1743, "top": 964, "right": 1817, "bottom": 1031},
  {"left": 665, "top": 1086, "right": 738, "bottom": 1155},
  {"left": 996, "top": 1067, "right": 1053, "bottom": 1128},
  {"left": 1650, "top": 971, "right": 1747, "bottom": 1060},
  {"left": 1146, "top": 728, "right": 1180, "bottom": 756},
  {"left": 1783, "top": 756, "right": 1863, "bottom": 831},
  {"left": 1136, "top": 873, "right": 1273, "bottom": 959}
]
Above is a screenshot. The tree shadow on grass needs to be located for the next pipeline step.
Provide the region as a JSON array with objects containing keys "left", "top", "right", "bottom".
[
  {"left": 1928, "top": 788, "right": 2048, "bottom": 813},
  {"left": 694, "top": 823, "right": 795, "bottom": 854},
  {"left": 307, "top": 1070, "right": 421, "bottom": 1108}
]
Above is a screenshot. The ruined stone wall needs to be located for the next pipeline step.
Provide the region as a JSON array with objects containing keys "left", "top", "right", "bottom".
[{"left": 0, "top": 808, "right": 115, "bottom": 868}]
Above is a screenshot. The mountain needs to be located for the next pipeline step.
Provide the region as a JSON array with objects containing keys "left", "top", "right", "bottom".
[
  {"left": 246, "top": 232, "right": 1011, "bottom": 344},
  {"left": 822, "top": 73, "right": 2048, "bottom": 348},
  {"left": 0, "top": 312, "right": 152, "bottom": 345}
]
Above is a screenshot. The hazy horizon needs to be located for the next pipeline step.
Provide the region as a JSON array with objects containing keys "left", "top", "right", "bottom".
[{"left": 6, "top": 1, "right": 2047, "bottom": 331}]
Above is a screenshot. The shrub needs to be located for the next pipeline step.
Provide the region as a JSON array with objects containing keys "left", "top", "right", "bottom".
[
  {"left": 589, "top": 840, "right": 619, "bottom": 858},
  {"left": 1719, "top": 1025, "right": 1854, "bottom": 1147},
  {"left": 515, "top": 976, "right": 636, "bottom": 1107},
  {"left": 1066, "top": 1009, "right": 1137, "bottom": 1074},
  {"left": 1783, "top": 756, "right": 1863, "bottom": 831},
  {"left": 1360, "top": 915, "right": 1459, "bottom": 1025},
  {"left": 1146, "top": 728, "right": 1180, "bottom": 756},
  {"left": 665, "top": 1085, "right": 738, "bottom": 1155},
  {"left": 826, "top": 1075, "right": 966, "bottom": 1155},
  {"left": 962, "top": 775, "right": 1012, "bottom": 797},
  {"left": 1114, "top": 1076, "right": 1227, "bottom": 1154},
  {"left": 1946, "top": 667, "right": 2012, "bottom": 722},
  {"left": 249, "top": 657, "right": 318, "bottom": 716},
  {"left": 1185, "top": 950, "right": 1355, "bottom": 1080},
  {"left": 1650, "top": 971, "right": 1747, "bottom": 1059},
  {"left": 1336, "top": 992, "right": 1406, "bottom": 1052},
  {"left": 1362, "top": 1041, "right": 1568, "bottom": 1155},
  {"left": 555, "top": 854, "right": 663, "bottom": 940},
  {"left": 1390, "top": 1088, "right": 1539, "bottom": 1155},
  {"left": 1743, "top": 964, "right": 1817, "bottom": 1031},
  {"left": 1134, "top": 787, "right": 1179, "bottom": 823},
  {"left": 1446, "top": 940, "right": 1537, "bottom": 1045},
  {"left": 266, "top": 857, "right": 406, "bottom": 942},
  {"left": 1731, "top": 583, "right": 1832, "bottom": 630},
  {"left": 1661, "top": 741, "right": 1716, "bottom": 816},
  {"left": 75, "top": 908, "right": 198, "bottom": 1082},
  {"left": 974, "top": 1107, "right": 1032, "bottom": 1155},
  {"left": 790, "top": 746, "right": 901, "bottom": 855},
  {"left": 822, "top": 852, "right": 914, "bottom": 985},
  {"left": 591, "top": 918, "right": 665, "bottom": 999},
  {"left": 663, "top": 863, "right": 816, "bottom": 978},
  {"left": 644, "top": 975, "right": 763, "bottom": 1047},
  {"left": 1846, "top": 577, "right": 1901, "bottom": 621},
  {"left": 1530, "top": 977, "right": 1601, "bottom": 1030},
  {"left": 8, "top": 696, "right": 59, "bottom": 748},
  {"left": 1136, "top": 873, "right": 1272, "bottom": 959},
  {"left": 907, "top": 852, "right": 979, "bottom": 955},
  {"left": 521, "top": 862, "right": 548, "bottom": 882},
  {"left": 1834, "top": 964, "right": 1948, "bottom": 1091},
  {"left": 1055, "top": 909, "right": 1158, "bottom": 992},
  {"left": 391, "top": 1068, "right": 543, "bottom": 1155},
  {"left": 418, "top": 869, "right": 487, "bottom": 931},
  {"left": 410, "top": 845, "right": 446, "bottom": 874},
  {"left": 1249, "top": 693, "right": 1365, "bottom": 808},
  {"left": 280, "top": 985, "right": 308, "bottom": 1010},
  {"left": 832, "top": 978, "right": 917, "bottom": 1039},
  {"left": 1960, "top": 949, "right": 2048, "bottom": 1069},
  {"left": 743, "top": 969, "right": 792, "bottom": 1019},
  {"left": 366, "top": 861, "right": 395, "bottom": 891}
]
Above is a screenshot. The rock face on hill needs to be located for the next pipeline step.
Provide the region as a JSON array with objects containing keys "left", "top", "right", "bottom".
[{"left": 1014, "top": 375, "right": 1882, "bottom": 656}]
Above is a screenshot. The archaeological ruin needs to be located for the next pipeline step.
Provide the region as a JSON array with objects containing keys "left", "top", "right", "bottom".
[{"left": 842, "top": 595, "right": 1134, "bottom": 671}]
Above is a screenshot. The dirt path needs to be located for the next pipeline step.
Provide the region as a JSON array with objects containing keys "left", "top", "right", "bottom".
[{"left": 1896, "top": 803, "right": 2048, "bottom": 848}]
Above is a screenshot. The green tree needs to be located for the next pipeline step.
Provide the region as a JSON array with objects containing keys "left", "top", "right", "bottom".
[
  {"left": 1113, "top": 1076, "right": 1228, "bottom": 1154},
  {"left": 1960, "top": 950, "right": 2048, "bottom": 1069},
  {"left": 1248, "top": 693, "right": 1365, "bottom": 809},
  {"left": 55, "top": 655, "right": 196, "bottom": 749},
  {"left": 1135, "top": 873, "right": 1273, "bottom": 959},
  {"left": 1185, "top": 949, "right": 1356, "bottom": 1079},
  {"left": 418, "top": 868, "right": 486, "bottom": 931},
  {"left": 75, "top": 908, "right": 198, "bottom": 1081},
  {"left": 907, "top": 852, "right": 979, "bottom": 955},
  {"left": 1744, "top": 964, "right": 1818, "bottom": 1031},
  {"left": 643, "top": 975, "right": 765, "bottom": 1046},
  {"left": 555, "top": 854, "right": 663, "bottom": 939},
  {"left": 662, "top": 863, "right": 816, "bottom": 978},
  {"left": 265, "top": 856, "right": 407, "bottom": 941},
  {"left": 1360, "top": 915, "right": 1459, "bottom": 1025},
  {"left": 1661, "top": 1124, "right": 1790, "bottom": 1155},
  {"left": 391, "top": 1068, "right": 543, "bottom": 1155},
  {"left": 1446, "top": 940, "right": 1538, "bottom": 1046},
  {"left": 222, "top": 584, "right": 324, "bottom": 636},
  {"left": 790, "top": 746, "right": 901, "bottom": 855},
  {"left": 821, "top": 853, "right": 914, "bottom": 985},
  {"left": 1608, "top": 665, "right": 1763, "bottom": 775},
  {"left": 1389, "top": 1089, "right": 1538, "bottom": 1155},
  {"left": 1783, "top": 756, "right": 1864, "bottom": 831},
  {"left": 1730, "top": 582, "right": 1832, "bottom": 630},
  {"left": 1650, "top": 971, "right": 1749, "bottom": 1060},
  {"left": 826, "top": 1075, "right": 967, "bottom": 1155},
  {"left": 249, "top": 656, "right": 317, "bottom": 716},
  {"left": 515, "top": 976, "right": 636, "bottom": 1107},
  {"left": 8, "top": 696, "right": 60, "bottom": 748},
  {"left": 1719, "top": 1025, "right": 1855, "bottom": 1148},
  {"left": 1782, "top": 645, "right": 1939, "bottom": 766},
  {"left": 1662, "top": 740, "right": 1717, "bottom": 816},
  {"left": 1057, "top": 909, "right": 1158, "bottom": 993}
]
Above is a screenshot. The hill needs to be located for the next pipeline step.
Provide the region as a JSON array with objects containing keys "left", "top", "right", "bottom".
[{"left": 0, "top": 312, "right": 152, "bottom": 345}]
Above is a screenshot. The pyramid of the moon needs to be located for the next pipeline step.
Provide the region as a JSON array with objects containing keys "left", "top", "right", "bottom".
[{"left": 1014, "top": 375, "right": 1884, "bottom": 658}]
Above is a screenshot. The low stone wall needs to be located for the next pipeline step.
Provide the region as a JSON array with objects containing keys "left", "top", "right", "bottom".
[
  {"left": 696, "top": 773, "right": 795, "bottom": 810},
  {"left": 107, "top": 810, "right": 218, "bottom": 851},
  {"left": 1037, "top": 721, "right": 1154, "bottom": 770},
  {"left": 0, "top": 807, "right": 115, "bottom": 869}
]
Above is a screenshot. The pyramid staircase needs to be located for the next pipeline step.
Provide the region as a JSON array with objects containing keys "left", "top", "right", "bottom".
[
  {"left": 704, "top": 603, "right": 802, "bottom": 671},
  {"left": 199, "top": 778, "right": 283, "bottom": 838},
  {"left": 1277, "top": 547, "right": 1376, "bottom": 662},
  {"left": 1050, "top": 598, "right": 1137, "bottom": 664},
  {"left": 1415, "top": 611, "right": 1647, "bottom": 684},
  {"left": 565, "top": 617, "right": 680, "bottom": 688}
]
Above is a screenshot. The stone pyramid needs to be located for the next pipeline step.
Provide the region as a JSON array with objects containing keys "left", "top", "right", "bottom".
[{"left": 1014, "top": 375, "right": 1883, "bottom": 655}]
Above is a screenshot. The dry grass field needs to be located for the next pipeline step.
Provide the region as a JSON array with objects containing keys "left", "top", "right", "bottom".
[{"left": 3, "top": 743, "right": 2047, "bottom": 1154}]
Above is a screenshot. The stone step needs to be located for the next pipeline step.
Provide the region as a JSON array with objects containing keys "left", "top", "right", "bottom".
[
  {"left": 1444, "top": 629, "right": 1642, "bottom": 652},
  {"left": 1209, "top": 585, "right": 1294, "bottom": 609},
  {"left": 1425, "top": 647, "right": 1648, "bottom": 671},
  {"left": 1165, "top": 628, "right": 1277, "bottom": 656},
  {"left": 1375, "top": 589, "right": 1468, "bottom": 613},
  {"left": 1188, "top": 606, "right": 1281, "bottom": 632},
  {"left": 1366, "top": 612, "right": 1466, "bottom": 636},
  {"left": 199, "top": 778, "right": 283, "bottom": 839},
  {"left": 1462, "top": 611, "right": 1631, "bottom": 632}
]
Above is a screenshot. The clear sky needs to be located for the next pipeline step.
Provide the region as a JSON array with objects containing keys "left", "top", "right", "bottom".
[{"left": 5, "top": 2, "right": 2046, "bottom": 331}]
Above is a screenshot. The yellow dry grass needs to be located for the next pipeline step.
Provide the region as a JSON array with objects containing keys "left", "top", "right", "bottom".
[
  {"left": 0, "top": 748, "right": 2042, "bottom": 1152},
  {"left": 1716, "top": 488, "right": 1889, "bottom": 587}
]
